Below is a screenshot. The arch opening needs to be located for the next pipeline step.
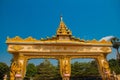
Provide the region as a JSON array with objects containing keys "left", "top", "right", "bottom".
[{"left": 24, "top": 58, "right": 61, "bottom": 80}]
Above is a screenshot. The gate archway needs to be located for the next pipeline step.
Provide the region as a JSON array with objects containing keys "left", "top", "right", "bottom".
[{"left": 6, "top": 17, "right": 112, "bottom": 80}]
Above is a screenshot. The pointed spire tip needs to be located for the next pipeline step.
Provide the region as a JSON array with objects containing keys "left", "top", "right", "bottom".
[{"left": 60, "top": 15, "right": 63, "bottom": 21}]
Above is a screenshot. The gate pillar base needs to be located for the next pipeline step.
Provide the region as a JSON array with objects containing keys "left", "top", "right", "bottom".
[
  {"left": 62, "top": 74, "right": 70, "bottom": 80},
  {"left": 63, "top": 77, "right": 70, "bottom": 80}
]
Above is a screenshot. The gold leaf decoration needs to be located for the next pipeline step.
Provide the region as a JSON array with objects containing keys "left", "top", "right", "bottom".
[
  {"left": 6, "top": 36, "right": 23, "bottom": 42},
  {"left": 85, "top": 39, "right": 111, "bottom": 45},
  {"left": 85, "top": 39, "right": 98, "bottom": 43},
  {"left": 56, "top": 20, "right": 72, "bottom": 36},
  {"left": 11, "top": 45, "right": 24, "bottom": 51},
  {"left": 24, "top": 36, "right": 37, "bottom": 41},
  {"left": 6, "top": 36, "right": 111, "bottom": 45},
  {"left": 6, "top": 36, "right": 38, "bottom": 42},
  {"left": 100, "top": 40, "right": 111, "bottom": 44},
  {"left": 100, "top": 47, "right": 109, "bottom": 52},
  {"left": 90, "top": 39, "right": 98, "bottom": 43},
  {"left": 100, "top": 40, "right": 107, "bottom": 43},
  {"left": 32, "top": 45, "right": 42, "bottom": 50}
]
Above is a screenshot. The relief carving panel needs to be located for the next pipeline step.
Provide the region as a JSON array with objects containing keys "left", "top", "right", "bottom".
[{"left": 9, "top": 45, "right": 111, "bottom": 53}]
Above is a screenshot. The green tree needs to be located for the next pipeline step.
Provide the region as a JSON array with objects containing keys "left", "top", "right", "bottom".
[
  {"left": 26, "top": 63, "right": 37, "bottom": 79},
  {"left": 0, "top": 62, "right": 9, "bottom": 79},
  {"left": 71, "top": 61, "right": 83, "bottom": 77},
  {"left": 109, "top": 59, "right": 120, "bottom": 74},
  {"left": 71, "top": 61, "right": 100, "bottom": 78},
  {"left": 53, "top": 65, "right": 61, "bottom": 80},
  {"left": 35, "top": 59, "right": 60, "bottom": 80},
  {"left": 87, "top": 60, "right": 99, "bottom": 76}
]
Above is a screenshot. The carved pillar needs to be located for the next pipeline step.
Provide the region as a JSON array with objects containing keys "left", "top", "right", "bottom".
[
  {"left": 10, "top": 54, "right": 18, "bottom": 80},
  {"left": 18, "top": 54, "right": 27, "bottom": 79},
  {"left": 97, "top": 54, "right": 111, "bottom": 80},
  {"left": 96, "top": 58, "right": 104, "bottom": 80},
  {"left": 10, "top": 53, "right": 27, "bottom": 80},
  {"left": 10, "top": 54, "right": 21, "bottom": 80},
  {"left": 59, "top": 56, "right": 71, "bottom": 80}
]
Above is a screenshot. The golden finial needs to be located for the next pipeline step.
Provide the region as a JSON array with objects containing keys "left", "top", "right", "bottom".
[
  {"left": 60, "top": 15, "right": 63, "bottom": 21},
  {"left": 7, "top": 36, "right": 10, "bottom": 39}
]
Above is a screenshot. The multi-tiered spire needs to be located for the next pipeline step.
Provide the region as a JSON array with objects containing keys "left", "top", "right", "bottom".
[
  {"left": 56, "top": 16, "right": 72, "bottom": 36},
  {"left": 6, "top": 16, "right": 112, "bottom": 44}
]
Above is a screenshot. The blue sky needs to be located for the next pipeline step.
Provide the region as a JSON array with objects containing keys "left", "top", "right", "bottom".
[{"left": 0, "top": 0, "right": 120, "bottom": 66}]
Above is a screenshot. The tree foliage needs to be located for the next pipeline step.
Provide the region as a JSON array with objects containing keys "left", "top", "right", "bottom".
[
  {"left": 71, "top": 60, "right": 100, "bottom": 78},
  {"left": 109, "top": 59, "right": 120, "bottom": 74},
  {"left": 26, "top": 63, "right": 37, "bottom": 78},
  {"left": 0, "top": 62, "right": 9, "bottom": 79},
  {"left": 34, "top": 59, "right": 61, "bottom": 80}
]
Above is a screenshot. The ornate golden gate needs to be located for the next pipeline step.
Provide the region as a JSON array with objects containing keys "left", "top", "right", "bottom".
[{"left": 6, "top": 17, "right": 112, "bottom": 80}]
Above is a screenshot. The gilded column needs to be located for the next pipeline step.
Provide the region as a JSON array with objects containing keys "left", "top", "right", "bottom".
[
  {"left": 10, "top": 53, "right": 22, "bottom": 80},
  {"left": 17, "top": 54, "right": 27, "bottom": 79},
  {"left": 97, "top": 54, "right": 111, "bottom": 80},
  {"left": 59, "top": 56, "right": 71, "bottom": 80},
  {"left": 10, "top": 53, "right": 27, "bottom": 80}
]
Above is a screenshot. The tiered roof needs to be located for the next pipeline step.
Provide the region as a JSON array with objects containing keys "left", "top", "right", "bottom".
[
  {"left": 6, "top": 17, "right": 111, "bottom": 45},
  {"left": 56, "top": 16, "right": 72, "bottom": 36}
]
